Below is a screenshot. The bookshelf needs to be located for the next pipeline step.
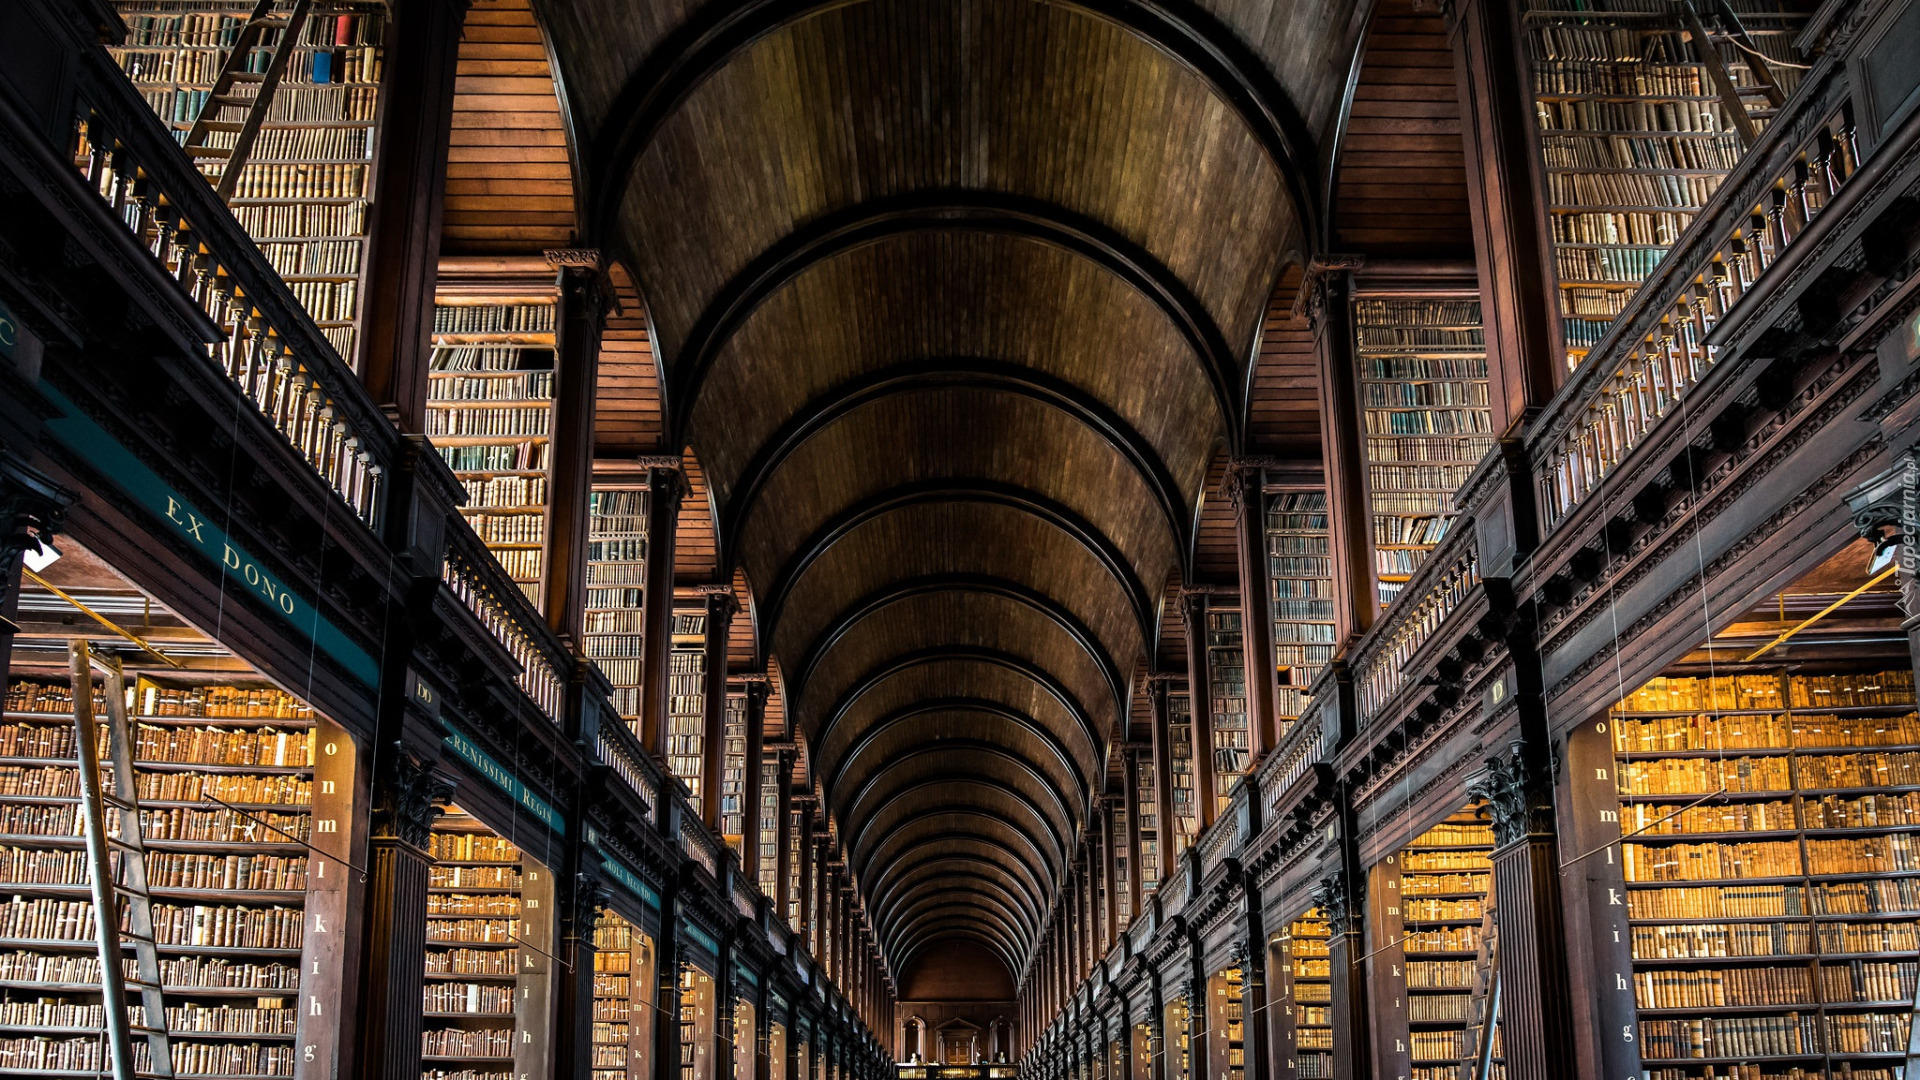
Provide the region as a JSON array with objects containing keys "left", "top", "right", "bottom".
[
  {"left": 1371, "top": 805, "right": 1498, "bottom": 1080},
  {"left": 1523, "top": 0, "right": 1813, "bottom": 370},
  {"left": 1133, "top": 753, "right": 1159, "bottom": 893},
  {"left": 1167, "top": 692, "right": 1197, "bottom": 859},
  {"left": 787, "top": 807, "right": 805, "bottom": 929},
  {"left": 1205, "top": 609, "right": 1251, "bottom": 814},
  {"left": 109, "top": 1, "right": 386, "bottom": 360},
  {"left": 592, "top": 908, "right": 638, "bottom": 1080},
  {"left": 1608, "top": 667, "right": 1920, "bottom": 1080},
  {"left": 680, "top": 964, "right": 717, "bottom": 1080},
  {"left": 0, "top": 674, "right": 355, "bottom": 1080},
  {"left": 735, "top": 996, "right": 757, "bottom": 1080},
  {"left": 1283, "top": 910, "right": 1332, "bottom": 1080},
  {"left": 423, "top": 806, "right": 553, "bottom": 1080},
  {"left": 719, "top": 692, "right": 747, "bottom": 851},
  {"left": 1112, "top": 801, "right": 1131, "bottom": 931},
  {"left": 758, "top": 755, "right": 782, "bottom": 896},
  {"left": 665, "top": 611, "right": 709, "bottom": 797},
  {"left": 1266, "top": 490, "right": 1334, "bottom": 740},
  {"left": 1209, "top": 967, "right": 1245, "bottom": 1080},
  {"left": 1164, "top": 996, "right": 1191, "bottom": 1080},
  {"left": 430, "top": 298, "right": 559, "bottom": 611},
  {"left": 1353, "top": 295, "right": 1494, "bottom": 608},
  {"left": 586, "top": 483, "right": 651, "bottom": 730}
]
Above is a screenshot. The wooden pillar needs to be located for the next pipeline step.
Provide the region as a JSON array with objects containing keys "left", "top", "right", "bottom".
[
  {"left": 741, "top": 676, "right": 771, "bottom": 884},
  {"left": 1100, "top": 799, "right": 1119, "bottom": 947},
  {"left": 1307, "top": 267, "right": 1377, "bottom": 643},
  {"left": 357, "top": 0, "right": 467, "bottom": 431},
  {"left": 1179, "top": 589, "right": 1218, "bottom": 832},
  {"left": 558, "top": 878, "right": 605, "bottom": 1080},
  {"left": 639, "top": 459, "right": 687, "bottom": 758},
  {"left": 1147, "top": 677, "right": 1179, "bottom": 873},
  {"left": 543, "top": 252, "right": 609, "bottom": 638},
  {"left": 1227, "top": 462, "right": 1278, "bottom": 759},
  {"left": 1470, "top": 739, "right": 1577, "bottom": 1080},
  {"left": 355, "top": 750, "right": 451, "bottom": 1080},
  {"left": 699, "top": 585, "right": 739, "bottom": 828},
  {"left": 1312, "top": 796, "right": 1371, "bottom": 1080},
  {"left": 1449, "top": 0, "right": 1561, "bottom": 428},
  {"left": 795, "top": 804, "right": 816, "bottom": 938},
  {"left": 775, "top": 752, "right": 796, "bottom": 920},
  {"left": 1121, "top": 749, "right": 1144, "bottom": 914}
]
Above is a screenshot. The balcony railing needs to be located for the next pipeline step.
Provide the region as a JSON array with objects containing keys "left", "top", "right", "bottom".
[
  {"left": 1258, "top": 712, "right": 1326, "bottom": 824},
  {"left": 1538, "top": 90, "right": 1862, "bottom": 528},
  {"left": 68, "top": 49, "right": 393, "bottom": 531},
  {"left": 441, "top": 529, "right": 566, "bottom": 721},
  {"left": 1354, "top": 531, "right": 1480, "bottom": 725}
]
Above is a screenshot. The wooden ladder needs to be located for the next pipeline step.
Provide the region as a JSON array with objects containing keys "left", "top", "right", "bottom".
[
  {"left": 69, "top": 642, "right": 177, "bottom": 1080},
  {"left": 1682, "top": 0, "right": 1787, "bottom": 147},
  {"left": 1457, "top": 901, "right": 1501, "bottom": 1080},
  {"left": 181, "top": 0, "right": 314, "bottom": 199}
]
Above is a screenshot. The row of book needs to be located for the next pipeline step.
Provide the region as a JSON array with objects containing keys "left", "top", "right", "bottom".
[
  {"left": 1639, "top": 1012, "right": 1911, "bottom": 1060},
  {"left": 465, "top": 513, "right": 545, "bottom": 545},
  {"left": 428, "top": 892, "right": 519, "bottom": 916},
  {"left": 431, "top": 345, "right": 556, "bottom": 373},
  {"left": 1362, "top": 410, "right": 1495, "bottom": 436},
  {"left": 1368, "top": 464, "right": 1477, "bottom": 492},
  {"left": 435, "top": 305, "right": 557, "bottom": 336},
  {"left": 426, "top": 948, "right": 517, "bottom": 977},
  {"left": 284, "top": 278, "right": 358, "bottom": 323},
  {"left": 230, "top": 198, "right": 367, "bottom": 241},
  {"left": 1361, "top": 356, "right": 1490, "bottom": 382},
  {"left": 259, "top": 238, "right": 362, "bottom": 281},
  {"left": 1403, "top": 849, "right": 1493, "bottom": 872},
  {"left": 226, "top": 161, "right": 368, "bottom": 202},
  {"left": 424, "top": 1027, "right": 512, "bottom": 1057},
  {"left": 1563, "top": 287, "right": 1635, "bottom": 317},
  {"left": 432, "top": 373, "right": 557, "bottom": 402},
  {"left": 1530, "top": 61, "right": 1708, "bottom": 97},
  {"left": 439, "top": 442, "right": 553, "bottom": 474},
  {"left": 1634, "top": 965, "right": 1815, "bottom": 1009},
  {"left": 1627, "top": 878, "right": 1920, "bottom": 920},
  {"left": 1378, "top": 545, "right": 1438, "bottom": 577},
  {"left": 1546, "top": 172, "right": 1718, "bottom": 208},
  {"left": 0, "top": 847, "right": 307, "bottom": 891},
  {"left": 425, "top": 407, "right": 554, "bottom": 438},
  {"left": 424, "top": 982, "right": 515, "bottom": 1015},
  {"left": 1536, "top": 99, "right": 1730, "bottom": 134},
  {"left": 211, "top": 124, "right": 373, "bottom": 162},
  {"left": 1362, "top": 382, "right": 1490, "bottom": 408},
  {"left": 1541, "top": 133, "right": 1743, "bottom": 173},
  {"left": 1406, "top": 925, "right": 1481, "bottom": 951},
  {"left": 1553, "top": 209, "right": 1693, "bottom": 246},
  {"left": 463, "top": 475, "right": 549, "bottom": 509},
  {"left": 1555, "top": 246, "right": 1667, "bottom": 284}
]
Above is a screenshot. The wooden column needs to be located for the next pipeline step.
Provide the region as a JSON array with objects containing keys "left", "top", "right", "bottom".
[
  {"left": 740, "top": 676, "right": 771, "bottom": 884},
  {"left": 1227, "top": 462, "right": 1278, "bottom": 759},
  {"left": 639, "top": 459, "right": 687, "bottom": 758},
  {"left": 358, "top": 0, "right": 466, "bottom": 431},
  {"left": 1449, "top": 0, "right": 1561, "bottom": 428},
  {"left": 1120, "top": 749, "right": 1144, "bottom": 915},
  {"left": 1307, "top": 266, "right": 1377, "bottom": 644},
  {"left": 795, "top": 804, "right": 816, "bottom": 939},
  {"left": 1179, "top": 589, "right": 1218, "bottom": 832},
  {"left": 355, "top": 750, "right": 451, "bottom": 1080},
  {"left": 775, "top": 751, "right": 796, "bottom": 921},
  {"left": 543, "top": 251, "right": 609, "bottom": 639},
  {"left": 699, "top": 585, "right": 739, "bottom": 829},
  {"left": 1312, "top": 798, "right": 1371, "bottom": 1080},
  {"left": 1147, "top": 677, "right": 1179, "bottom": 875},
  {"left": 558, "top": 878, "right": 606, "bottom": 1080},
  {"left": 1470, "top": 740, "right": 1577, "bottom": 1080},
  {"left": 1100, "top": 799, "right": 1119, "bottom": 946}
]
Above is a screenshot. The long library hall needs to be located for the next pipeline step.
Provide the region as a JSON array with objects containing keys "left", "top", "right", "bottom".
[{"left": 0, "top": 0, "right": 1918, "bottom": 1079}]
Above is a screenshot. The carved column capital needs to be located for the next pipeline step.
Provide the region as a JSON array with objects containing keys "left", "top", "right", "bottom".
[
  {"left": 1308, "top": 873, "right": 1359, "bottom": 938},
  {"left": 703, "top": 586, "right": 742, "bottom": 630},
  {"left": 1468, "top": 739, "right": 1548, "bottom": 847},
  {"left": 372, "top": 744, "right": 455, "bottom": 851},
  {"left": 0, "top": 455, "right": 70, "bottom": 629},
  {"left": 1176, "top": 588, "right": 1210, "bottom": 623}
]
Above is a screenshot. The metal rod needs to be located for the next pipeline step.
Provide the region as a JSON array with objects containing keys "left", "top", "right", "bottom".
[
  {"left": 1743, "top": 566, "right": 1896, "bottom": 661},
  {"left": 200, "top": 792, "right": 371, "bottom": 880},
  {"left": 1559, "top": 787, "right": 1729, "bottom": 871},
  {"left": 24, "top": 568, "right": 182, "bottom": 668}
]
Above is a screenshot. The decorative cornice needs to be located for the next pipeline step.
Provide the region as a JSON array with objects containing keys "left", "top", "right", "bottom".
[{"left": 543, "top": 248, "right": 604, "bottom": 269}]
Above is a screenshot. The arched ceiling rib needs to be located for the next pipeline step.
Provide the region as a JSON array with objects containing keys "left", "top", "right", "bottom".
[{"left": 537, "top": 0, "right": 1363, "bottom": 983}]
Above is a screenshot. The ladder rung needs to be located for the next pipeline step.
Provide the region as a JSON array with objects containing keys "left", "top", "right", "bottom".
[
  {"left": 100, "top": 794, "right": 138, "bottom": 811},
  {"left": 229, "top": 72, "right": 267, "bottom": 82},
  {"left": 107, "top": 835, "right": 144, "bottom": 851}
]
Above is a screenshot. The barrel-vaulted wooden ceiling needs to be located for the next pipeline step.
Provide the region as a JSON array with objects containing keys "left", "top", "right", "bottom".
[{"left": 532, "top": 0, "right": 1372, "bottom": 985}]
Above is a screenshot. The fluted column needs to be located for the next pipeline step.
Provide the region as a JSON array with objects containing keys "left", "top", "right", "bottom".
[
  {"left": 1147, "top": 677, "right": 1179, "bottom": 871},
  {"left": 699, "top": 585, "right": 740, "bottom": 828},
  {"left": 740, "top": 676, "right": 771, "bottom": 882},
  {"left": 355, "top": 750, "right": 452, "bottom": 1080},
  {"left": 1226, "top": 462, "right": 1278, "bottom": 757},
  {"left": 1305, "top": 266, "right": 1377, "bottom": 642},
  {"left": 639, "top": 460, "right": 688, "bottom": 758},
  {"left": 1178, "top": 590, "right": 1218, "bottom": 831},
  {"left": 543, "top": 250, "right": 610, "bottom": 637}
]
